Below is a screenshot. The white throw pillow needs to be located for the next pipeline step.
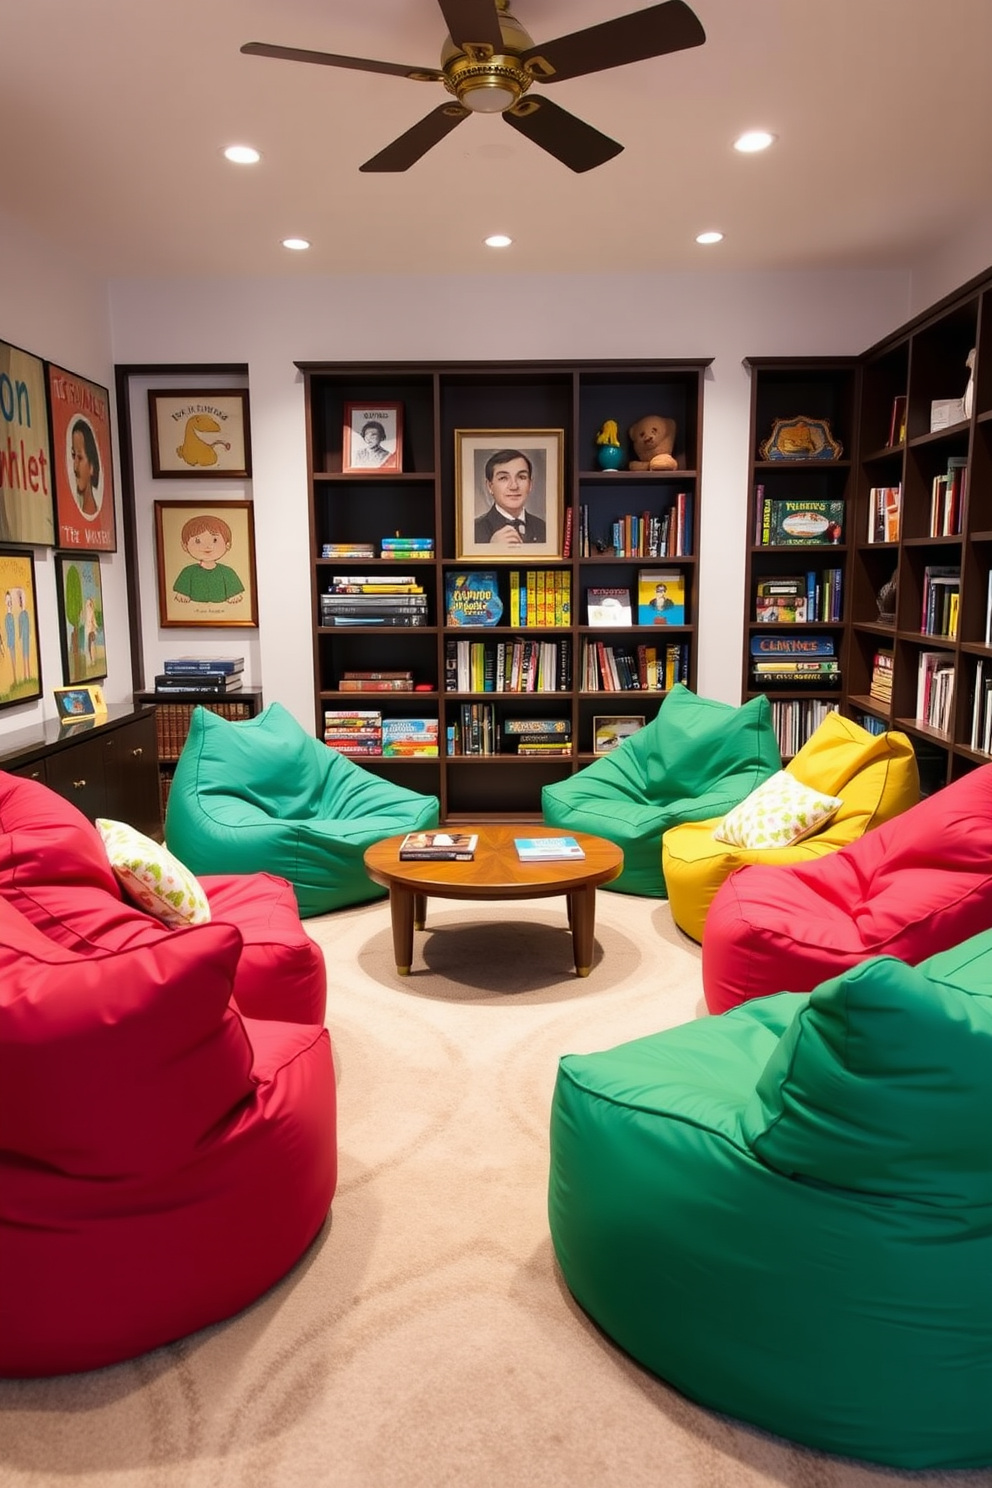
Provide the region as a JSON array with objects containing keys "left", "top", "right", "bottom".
[
  {"left": 96, "top": 819, "right": 211, "bottom": 927},
  {"left": 713, "top": 771, "right": 841, "bottom": 850}
]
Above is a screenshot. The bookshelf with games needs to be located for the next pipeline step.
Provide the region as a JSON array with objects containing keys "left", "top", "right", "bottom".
[
  {"left": 742, "top": 358, "right": 857, "bottom": 757},
  {"left": 845, "top": 269, "right": 992, "bottom": 791},
  {"left": 298, "top": 359, "right": 708, "bottom": 820}
]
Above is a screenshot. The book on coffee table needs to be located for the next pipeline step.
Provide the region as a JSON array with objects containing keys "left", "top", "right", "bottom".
[
  {"left": 399, "top": 831, "right": 477, "bottom": 861},
  {"left": 514, "top": 836, "right": 585, "bottom": 861}
]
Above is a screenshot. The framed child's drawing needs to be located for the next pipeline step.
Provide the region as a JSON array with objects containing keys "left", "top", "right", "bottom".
[
  {"left": 47, "top": 363, "right": 117, "bottom": 552},
  {"left": 148, "top": 389, "right": 252, "bottom": 478},
  {"left": 154, "top": 500, "right": 259, "bottom": 627},
  {"left": 0, "top": 549, "right": 42, "bottom": 709},
  {"left": 56, "top": 555, "right": 108, "bottom": 684}
]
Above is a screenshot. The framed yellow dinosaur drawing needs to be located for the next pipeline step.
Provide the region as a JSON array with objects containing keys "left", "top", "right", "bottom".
[{"left": 147, "top": 389, "right": 251, "bottom": 479}]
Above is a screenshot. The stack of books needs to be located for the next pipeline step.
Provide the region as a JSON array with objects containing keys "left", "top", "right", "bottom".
[
  {"left": 320, "top": 575, "right": 428, "bottom": 627},
  {"left": 323, "top": 709, "right": 382, "bottom": 755},
  {"left": 399, "top": 831, "right": 477, "bottom": 861},
  {"left": 321, "top": 542, "right": 375, "bottom": 560},
  {"left": 503, "top": 718, "right": 572, "bottom": 756},
  {"left": 870, "top": 650, "right": 894, "bottom": 705},
  {"left": 381, "top": 718, "right": 439, "bottom": 756},
  {"left": 155, "top": 656, "right": 244, "bottom": 694},
  {"left": 749, "top": 633, "right": 840, "bottom": 687},
  {"left": 380, "top": 535, "right": 434, "bottom": 560}
]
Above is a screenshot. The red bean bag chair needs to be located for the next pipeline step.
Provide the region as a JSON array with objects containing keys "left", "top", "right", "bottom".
[
  {"left": 703, "top": 763, "right": 992, "bottom": 1014},
  {"left": 0, "top": 773, "right": 336, "bottom": 1376},
  {"left": 0, "top": 772, "right": 326, "bottom": 1024}
]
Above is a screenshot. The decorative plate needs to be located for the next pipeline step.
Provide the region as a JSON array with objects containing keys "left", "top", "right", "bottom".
[{"left": 760, "top": 416, "right": 843, "bottom": 460}]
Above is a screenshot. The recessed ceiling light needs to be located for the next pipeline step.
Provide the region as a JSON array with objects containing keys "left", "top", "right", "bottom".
[
  {"left": 734, "top": 130, "right": 776, "bottom": 153},
  {"left": 696, "top": 231, "right": 724, "bottom": 245},
  {"left": 282, "top": 237, "right": 310, "bottom": 251},
  {"left": 224, "top": 144, "right": 261, "bottom": 165},
  {"left": 484, "top": 234, "right": 512, "bottom": 249}
]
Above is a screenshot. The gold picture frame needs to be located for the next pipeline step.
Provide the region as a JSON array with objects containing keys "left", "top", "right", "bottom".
[
  {"left": 53, "top": 683, "right": 106, "bottom": 721},
  {"left": 154, "top": 499, "right": 258, "bottom": 627},
  {"left": 455, "top": 429, "right": 564, "bottom": 560}
]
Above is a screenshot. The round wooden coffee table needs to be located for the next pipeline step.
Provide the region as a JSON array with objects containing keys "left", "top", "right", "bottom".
[{"left": 364, "top": 825, "right": 624, "bottom": 978}]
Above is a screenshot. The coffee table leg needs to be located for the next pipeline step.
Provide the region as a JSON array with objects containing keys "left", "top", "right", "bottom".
[
  {"left": 414, "top": 893, "right": 427, "bottom": 931},
  {"left": 389, "top": 886, "right": 416, "bottom": 975},
  {"left": 568, "top": 885, "right": 596, "bottom": 977}
]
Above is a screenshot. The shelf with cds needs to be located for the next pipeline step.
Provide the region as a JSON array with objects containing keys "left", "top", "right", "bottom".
[
  {"left": 298, "top": 358, "right": 708, "bottom": 820},
  {"left": 742, "top": 358, "right": 858, "bottom": 756}
]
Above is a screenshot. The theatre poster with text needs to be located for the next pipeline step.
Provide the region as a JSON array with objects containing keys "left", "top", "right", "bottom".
[
  {"left": 47, "top": 364, "right": 117, "bottom": 552},
  {"left": 0, "top": 339, "right": 55, "bottom": 546}
]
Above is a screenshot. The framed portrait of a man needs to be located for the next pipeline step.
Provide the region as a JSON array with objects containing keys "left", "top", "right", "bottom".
[
  {"left": 455, "top": 429, "right": 564, "bottom": 561},
  {"left": 342, "top": 402, "right": 403, "bottom": 474}
]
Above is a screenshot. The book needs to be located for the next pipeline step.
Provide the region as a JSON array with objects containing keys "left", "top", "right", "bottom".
[
  {"left": 445, "top": 571, "right": 503, "bottom": 626},
  {"left": 514, "top": 836, "right": 585, "bottom": 861},
  {"left": 154, "top": 674, "right": 243, "bottom": 693},
  {"left": 750, "top": 634, "right": 834, "bottom": 657},
  {"left": 503, "top": 718, "right": 570, "bottom": 734},
  {"left": 162, "top": 655, "right": 244, "bottom": 674},
  {"left": 382, "top": 718, "right": 439, "bottom": 756},
  {"left": 888, "top": 395, "right": 908, "bottom": 447},
  {"left": 399, "top": 831, "right": 477, "bottom": 861},
  {"left": 337, "top": 678, "right": 415, "bottom": 691},
  {"left": 586, "top": 587, "right": 632, "bottom": 626},
  {"left": 754, "top": 577, "right": 808, "bottom": 624},
  {"left": 381, "top": 537, "right": 434, "bottom": 549},
  {"left": 637, "top": 568, "right": 685, "bottom": 625},
  {"left": 759, "top": 499, "right": 845, "bottom": 546}
]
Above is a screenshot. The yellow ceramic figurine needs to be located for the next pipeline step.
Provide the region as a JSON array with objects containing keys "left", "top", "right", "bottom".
[{"left": 596, "top": 419, "right": 621, "bottom": 448}]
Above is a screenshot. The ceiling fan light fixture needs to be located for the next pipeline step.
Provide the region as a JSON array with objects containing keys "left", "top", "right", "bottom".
[
  {"left": 734, "top": 130, "right": 776, "bottom": 154},
  {"left": 461, "top": 81, "right": 519, "bottom": 113}
]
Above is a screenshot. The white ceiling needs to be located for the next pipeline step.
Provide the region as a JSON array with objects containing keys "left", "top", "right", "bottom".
[{"left": 5, "top": 0, "right": 992, "bottom": 280}]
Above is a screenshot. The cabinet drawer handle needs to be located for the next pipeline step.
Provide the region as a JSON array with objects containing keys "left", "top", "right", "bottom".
[
  {"left": 131, "top": 747, "right": 143, "bottom": 757},
  {"left": 72, "top": 779, "right": 86, "bottom": 790}
]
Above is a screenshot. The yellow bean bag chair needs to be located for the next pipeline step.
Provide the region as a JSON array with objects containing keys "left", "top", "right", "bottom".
[{"left": 663, "top": 713, "right": 919, "bottom": 942}]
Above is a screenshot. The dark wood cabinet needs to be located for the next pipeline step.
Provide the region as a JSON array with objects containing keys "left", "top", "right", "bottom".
[
  {"left": 0, "top": 706, "right": 161, "bottom": 839},
  {"left": 297, "top": 358, "right": 710, "bottom": 821},
  {"left": 134, "top": 690, "right": 265, "bottom": 819}
]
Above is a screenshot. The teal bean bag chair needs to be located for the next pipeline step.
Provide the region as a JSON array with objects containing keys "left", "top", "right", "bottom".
[
  {"left": 541, "top": 685, "right": 781, "bottom": 896},
  {"left": 165, "top": 702, "right": 438, "bottom": 917},
  {"left": 549, "top": 931, "right": 992, "bottom": 1469}
]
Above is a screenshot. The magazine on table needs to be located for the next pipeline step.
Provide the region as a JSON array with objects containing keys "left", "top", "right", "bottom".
[
  {"left": 514, "top": 836, "right": 585, "bottom": 861},
  {"left": 398, "top": 831, "right": 478, "bottom": 861}
]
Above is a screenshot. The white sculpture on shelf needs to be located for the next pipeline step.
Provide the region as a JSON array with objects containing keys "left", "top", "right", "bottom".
[{"left": 964, "top": 347, "right": 976, "bottom": 421}]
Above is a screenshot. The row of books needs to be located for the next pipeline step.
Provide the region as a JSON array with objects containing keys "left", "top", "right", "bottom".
[
  {"left": 754, "top": 496, "right": 845, "bottom": 547},
  {"left": 970, "top": 658, "right": 992, "bottom": 754},
  {"left": 866, "top": 485, "right": 902, "bottom": 544},
  {"left": 581, "top": 639, "right": 689, "bottom": 692},
  {"left": 320, "top": 592, "right": 429, "bottom": 627},
  {"left": 929, "top": 458, "right": 968, "bottom": 537},
  {"left": 152, "top": 699, "right": 256, "bottom": 762},
  {"left": 921, "top": 565, "right": 960, "bottom": 639},
  {"left": 917, "top": 652, "right": 955, "bottom": 733},
  {"left": 323, "top": 712, "right": 439, "bottom": 757},
  {"left": 320, "top": 539, "right": 436, "bottom": 560},
  {"left": 444, "top": 637, "right": 570, "bottom": 694},
  {"left": 337, "top": 669, "right": 417, "bottom": 693},
  {"left": 767, "top": 699, "right": 838, "bottom": 759},
  {"left": 870, "top": 649, "right": 893, "bottom": 704},
  {"left": 444, "top": 569, "right": 571, "bottom": 628},
  {"left": 754, "top": 570, "right": 843, "bottom": 624},
  {"left": 576, "top": 492, "right": 693, "bottom": 560},
  {"left": 155, "top": 654, "right": 245, "bottom": 696}
]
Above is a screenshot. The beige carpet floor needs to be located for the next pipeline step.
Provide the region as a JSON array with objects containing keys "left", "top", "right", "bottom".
[{"left": 0, "top": 890, "right": 988, "bottom": 1488}]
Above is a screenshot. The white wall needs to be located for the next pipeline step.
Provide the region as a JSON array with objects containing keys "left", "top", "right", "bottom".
[
  {"left": 909, "top": 212, "right": 992, "bottom": 320},
  {"left": 109, "top": 269, "right": 911, "bottom": 718},
  {"left": 0, "top": 211, "right": 133, "bottom": 739}
]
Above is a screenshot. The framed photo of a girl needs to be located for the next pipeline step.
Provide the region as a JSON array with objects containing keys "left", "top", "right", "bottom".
[
  {"left": 47, "top": 364, "right": 117, "bottom": 552},
  {"left": 154, "top": 500, "right": 258, "bottom": 628},
  {"left": 342, "top": 403, "right": 403, "bottom": 474},
  {"left": 0, "top": 550, "right": 42, "bottom": 710}
]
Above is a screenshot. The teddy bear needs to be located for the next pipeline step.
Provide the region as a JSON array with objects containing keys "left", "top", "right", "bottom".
[{"left": 628, "top": 414, "right": 677, "bottom": 471}]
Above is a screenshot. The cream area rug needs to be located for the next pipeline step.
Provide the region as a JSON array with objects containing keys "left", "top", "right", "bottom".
[{"left": 0, "top": 891, "right": 988, "bottom": 1488}]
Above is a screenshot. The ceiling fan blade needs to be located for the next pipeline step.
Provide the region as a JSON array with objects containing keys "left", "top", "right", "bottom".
[
  {"left": 435, "top": 0, "right": 504, "bottom": 54},
  {"left": 521, "top": 0, "right": 705, "bottom": 84},
  {"left": 503, "top": 98, "right": 622, "bottom": 173},
  {"left": 360, "top": 104, "right": 470, "bottom": 172},
  {"left": 241, "top": 41, "right": 442, "bottom": 83}
]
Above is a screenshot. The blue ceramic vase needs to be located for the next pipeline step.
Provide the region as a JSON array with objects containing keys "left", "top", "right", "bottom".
[{"left": 597, "top": 444, "right": 624, "bottom": 471}]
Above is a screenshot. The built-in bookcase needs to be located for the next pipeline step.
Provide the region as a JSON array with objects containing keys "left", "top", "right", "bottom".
[{"left": 298, "top": 359, "right": 710, "bottom": 821}]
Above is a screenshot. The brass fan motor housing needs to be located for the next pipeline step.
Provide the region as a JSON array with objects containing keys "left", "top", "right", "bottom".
[{"left": 441, "top": 51, "right": 533, "bottom": 110}]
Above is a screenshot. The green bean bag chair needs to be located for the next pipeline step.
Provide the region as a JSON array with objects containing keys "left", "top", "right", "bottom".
[
  {"left": 549, "top": 931, "right": 992, "bottom": 1469},
  {"left": 165, "top": 702, "right": 438, "bottom": 917},
  {"left": 541, "top": 686, "right": 781, "bottom": 896}
]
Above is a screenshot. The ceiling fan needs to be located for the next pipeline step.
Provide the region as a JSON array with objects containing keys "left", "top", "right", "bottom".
[{"left": 241, "top": 0, "right": 705, "bottom": 174}]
